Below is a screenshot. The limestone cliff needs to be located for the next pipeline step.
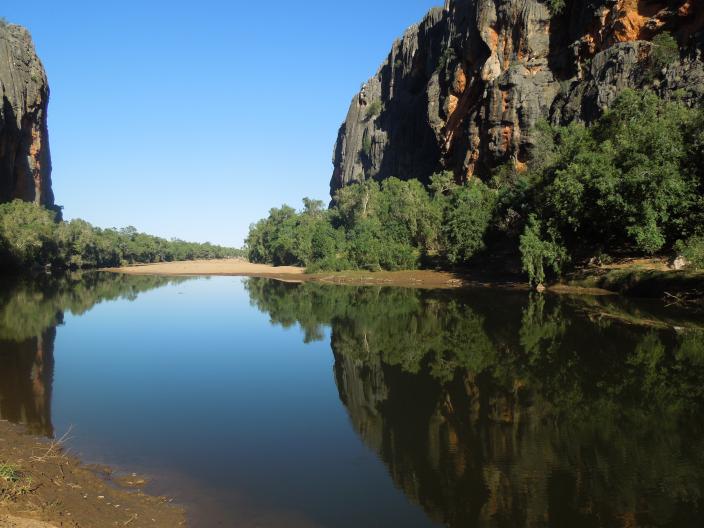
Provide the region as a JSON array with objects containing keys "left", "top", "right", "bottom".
[
  {"left": 0, "top": 21, "right": 53, "bottom": 207},
  {"left": 331, "top": 0, "right": 704, "bottom": 195}
]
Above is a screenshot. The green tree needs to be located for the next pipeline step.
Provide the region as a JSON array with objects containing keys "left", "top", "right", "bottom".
[
  {"left": 0, "top": 201, "right": 59, "bottom": 270},
  {"left": 441, "top": 181, "right": 497, "bottom": 264},
  {"left": 519, "top": 215, "right": 568, "bottom": 287}
]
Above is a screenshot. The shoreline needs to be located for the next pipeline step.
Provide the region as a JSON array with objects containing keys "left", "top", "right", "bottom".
[
  {"left": 103, "top": 259, "right": 541, "bottom": 291},
  {"left": 105, "top": 259, "right": 704, "bottom": 303},
  {"left": 0, "top": 420, "right": 184, "bottom": 528},
  {"left": 103, "top": 259, "right": 614, "bottom": 294}
]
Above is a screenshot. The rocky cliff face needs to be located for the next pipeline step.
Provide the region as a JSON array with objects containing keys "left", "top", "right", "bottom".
[
  {"left": 331, "top": 0, "right": 704, "bottom": 195},
  {"left": 0, "top": 22, "right": 53, "bottom": 207}
]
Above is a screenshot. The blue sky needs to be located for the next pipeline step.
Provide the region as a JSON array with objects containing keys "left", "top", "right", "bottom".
[{"left": 4, "top": 1, "right": 440, "bottom": 247}]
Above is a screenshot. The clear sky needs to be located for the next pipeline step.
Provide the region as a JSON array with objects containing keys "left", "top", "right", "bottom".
[{"left": 4, "top": 0, "right": 440, "bottom": 247}]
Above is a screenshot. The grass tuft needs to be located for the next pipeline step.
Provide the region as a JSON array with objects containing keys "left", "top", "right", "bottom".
[{"left": 0, "top": 463, "right": 33, "bottom": 502}]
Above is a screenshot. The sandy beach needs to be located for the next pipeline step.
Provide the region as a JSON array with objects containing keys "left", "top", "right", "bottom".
[
  {"left": 103, "top": 259, "right": 306, "bottom": 280},
  {"left": 105, "top": 259, "right": 527, "bottom": 290}
]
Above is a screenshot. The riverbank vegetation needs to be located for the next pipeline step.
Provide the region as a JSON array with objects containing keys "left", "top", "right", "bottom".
[
  {"left": 246, "top": 90, "right": 704, "bottom": 284},
  {"left": 0, "top": 201, "right": 242, "bottom": 274}
]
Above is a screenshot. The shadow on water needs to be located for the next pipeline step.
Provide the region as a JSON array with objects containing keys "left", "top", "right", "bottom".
[
  {"left": 0, "top": 273, "right": 190, "bottom": 437},
  {"left": 245, "top": 279, "right": 704, "bottom": 528}
]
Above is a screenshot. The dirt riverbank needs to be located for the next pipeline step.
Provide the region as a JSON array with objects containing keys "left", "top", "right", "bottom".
[
  {"left": 0, "top": 421, "right": 184, "bottom": 528},
  {"left": 106, "top": 259, "right": 533, "bottom": 290},
  {"left": 107, "top": 258, "right": 704, "bottom": 302}
]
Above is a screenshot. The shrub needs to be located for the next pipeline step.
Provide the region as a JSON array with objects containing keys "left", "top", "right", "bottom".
[
  {"left": 365, "top": 100, "right": 383, "bottom": 121},
  {"left": 519, "top": 215, "right": 568, "bottom": 287},
  {"left": 547, "top": 0, "right": 566, "bottom": 15},
  {"left": 675, "top": 235, "right": 704, "bottom": 270},
  {"left": 650, "top": 32, "right": 679, "bottom": 71}
]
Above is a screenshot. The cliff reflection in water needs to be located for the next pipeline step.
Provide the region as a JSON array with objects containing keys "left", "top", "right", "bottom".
[
  {"left": 0, "top": 273, "right": 188, "bottom": 436},
  {"left": 245, "top": 279, "right": 704, "bottom": 528}
]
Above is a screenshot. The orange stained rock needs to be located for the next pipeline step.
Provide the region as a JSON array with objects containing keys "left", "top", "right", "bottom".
[
  {"left": 446, "top": 94, "right": 459, "bottom": 117},
  {"left": 610, "top": 0, "right": 651, "bottom": 42},
  {"left": 29, "top": 125, "right": 44, "bottom": 204},
  {"left": 501, "top": 125, "right": 514, "bottom": 154},
  {"left": 464, "top": 137, "right": 482, "bottom": 179},
  {"left": 442, "top": 81, "right": 478, "bottom": 154},
  {"left": 485, "top": 26, "right": 499, "bottom": 52},
  {"left": 452, "top": 64, "right": 467, "bottom": 94}
]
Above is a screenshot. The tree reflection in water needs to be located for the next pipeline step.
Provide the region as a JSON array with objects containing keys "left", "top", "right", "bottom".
[
  {"left": 246, "top": 278, "right": 704, "bottom": 528},
  {"left": 0, "top": 273, "right": 189, "bottom": 437}
]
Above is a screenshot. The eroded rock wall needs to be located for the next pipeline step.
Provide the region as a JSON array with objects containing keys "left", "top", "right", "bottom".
[
  {"left": 331, "top": 0, "right": 704, "bottom": 195},
  {"left": 0, "top": 22, "right": 53, "bottom": 207}
]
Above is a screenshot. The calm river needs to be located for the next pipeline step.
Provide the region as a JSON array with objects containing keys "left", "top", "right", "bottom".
[{"left": 1, "top": 273, "right": 703, "bottom": 527}]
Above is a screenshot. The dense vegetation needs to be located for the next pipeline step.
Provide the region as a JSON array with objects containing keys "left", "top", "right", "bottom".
[
  {"left": 247, "top": 90, "right": 704, "bottom": 284},
  {"left": 0, "top": 201, "right": 242, "bottom": 273}
]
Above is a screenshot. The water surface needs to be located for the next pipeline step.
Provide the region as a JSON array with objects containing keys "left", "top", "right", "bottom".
[{"left": 1, "top": 273, "right": 703, "bottom": 527}]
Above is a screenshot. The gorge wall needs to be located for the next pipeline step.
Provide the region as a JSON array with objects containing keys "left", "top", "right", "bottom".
[
  {"left": 0, "top": 21, "right": 53, "bottom": 207},
  {"left": 331, "top": 0, "right": 704, "bottom": 195}
]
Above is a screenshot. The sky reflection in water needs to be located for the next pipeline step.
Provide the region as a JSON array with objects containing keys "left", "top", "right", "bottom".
[{"left": 1, "top": 273, "right": 703, "bottom": 527}]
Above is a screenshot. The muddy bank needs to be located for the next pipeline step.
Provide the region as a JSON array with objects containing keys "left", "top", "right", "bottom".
[{"left": 0, "top": 420, "right": 184, "bottom": 528}]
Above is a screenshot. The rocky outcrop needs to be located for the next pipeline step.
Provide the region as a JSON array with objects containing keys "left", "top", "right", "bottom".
[
  {"left": 0, "top": 22, "right": 53, "bottom": 207},
  {"left": 331, "top": 0, "right": 704, "bottom": 195}
]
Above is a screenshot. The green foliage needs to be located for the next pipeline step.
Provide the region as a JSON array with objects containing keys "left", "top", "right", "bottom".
[
  {"left": 0, "top": 462, "right": 32, "bottom": 502},
  {"left": 442, "top": 181, "right": 496, "bottom": 264},
  {"left": 0, "top": 200, "right": 240, "bottom": 273},
  {"left": 0, "top": 464, "right": 19, "bottom": 483},
  {"left": 365, "top": 100, "right": 383, "bottom": 120},
  {"left": 246, "top": 199, "right": 343, "bottom": 267},
  {"left": 0, "top": 201, "right": 60, "bottom": 269},
  {"left": 546, "top": 0, "right": 566, "bottom": 15},
  {"left": 429, "top": 170, "right": 458, "bottom": 195},
  {"left": 650, "top": 32, "right": 679, "bottom": 72},
  {"left": 250, "top": 89, "right": 703, "bottom": 284},
  {"left": 437, "top": 46, "right": 457, "bottom": 73},
  {"left": 525, "top": 90, "right": 702, "bottom": 259},
  {"left": 675, "top": 235, "right": 704, "bottom": 270},
  {"left": 247, "top": 175, "right": 497, "bottom": 272},
  {"left": 519, "top": 215, "right": 568, "bottom": 286}
]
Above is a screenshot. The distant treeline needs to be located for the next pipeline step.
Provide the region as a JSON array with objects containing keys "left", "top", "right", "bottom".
[
  {"left": 0, "top": 201, "right": 243, "bottom": 274},
  {"left": 246, "top": 90, "right": 704, "bottom": 284}
]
